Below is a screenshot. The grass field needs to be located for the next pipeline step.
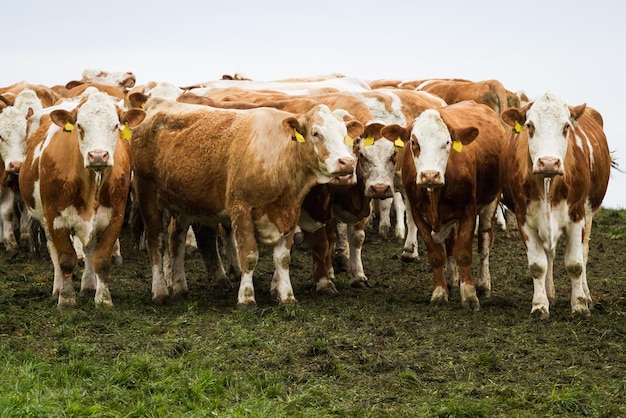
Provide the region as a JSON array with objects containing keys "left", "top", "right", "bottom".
[{"left": 1, "top": 208, "right": 625, "bottom": 417}]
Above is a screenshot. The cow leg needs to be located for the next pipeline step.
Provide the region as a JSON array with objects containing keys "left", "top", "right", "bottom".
[
  {"left": 581, "top": 213, "right": 594, "bottom": 303},
  {"left": 270, "top": 232, "right": 297, "bottom": 305},
  {"left": 565, "top": 219, "right": 590, "bottom": 316},
  {"left": 47, "top": 227, "right": 77, "bottom": 308},
  {"left": 392, "top": 191, "right": 406, "bottom": 241},
  {"left": 232, "top": 212, "right": 259, "bottom": 308},
  {"left": 475, "top": 199, "right": 498, "bottom": 298},
  {"left": 168, "top": 216, "right": 190, "bottom": 299},
  {"left": 307, "top": 223, "right": 337, "bottom": 295},
  {"left": 377, "top": 197, "right": 392, "bottom": 238},
  {"left": 523, "top": 225, "right": 551, "bottom": 318},
  {"left": 0, "top": 188, "right": 19, "bottom": 256},
  {"left": 333, "top": 221, "right": 349, "bottom": 272},
  {"left": 16, "top": 201, "right": 31, "bottom": 250},
  {"left": 137, "top": 181, "right": 168, "bottom": 303},
  {"left": 193, "top": 224, "right": 231, "bottom": 290},
  {"left": 347, "top": 219, "right": 369, "bottom": 288},
  {"left": 221, "top": 224, "right": 242, "bottom": 279},
  {"left": 79, "top": 238, "right": 97, "bottom": 297},
  {"left": 111, "top": 238, "right": 123, "bottom": 266},
  {"left": 401, "top": 194, "right": 419, "bottom": 262},
  {"left": 454, "top": 214, "right": 480, "bottom": 311}
]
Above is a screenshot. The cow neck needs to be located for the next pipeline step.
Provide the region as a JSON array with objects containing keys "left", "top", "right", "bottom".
[{"left": 426, "top": 187, "right": 442, "bottom": 232}]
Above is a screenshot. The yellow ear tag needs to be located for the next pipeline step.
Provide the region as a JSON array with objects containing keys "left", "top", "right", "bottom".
[
  {"left": 452, "top": 140, "right": 463, "bottom": 152},
  {"left": 64, "top": 121, "right": 74, "bottom": 132},
  {"left": 294, "top": 129, "right": 306, "bottom": 143},
  {"left": 141, "top": 102, "right": 146, "bottom": 109},
  {"left": 394, "top": 137, "right": 404, "bottom": 148},
  {"left": 514, "top": 121, "right": 525, "bottom": 133},
  {"left": 344, "top": 134, "right": 354, "bottom": 147},
  {"left": 120, "top": 122, "right": 132, "bottom": 140},
  {"left": 363, "top": 136, "right": 375, "bottom": 147}
]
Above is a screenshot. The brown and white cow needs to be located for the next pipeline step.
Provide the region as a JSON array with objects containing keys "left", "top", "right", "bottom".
[
  {"left": 0, "top": 89, "right": 44, "bottom": 254},
  {"left": 19, "top": 92, "right": 145, "bottom": 307},
  {"left": 499, "top": 92, "right": 611, "bottom": 318},
  {"left": 131, "top": 98, "right": 361, "bottom": 307},
  {"left": 64, "top": 69, "right": 136, "bottom": 92},
  {"left": 382, "top": 100, "right": 506, "bottom": 310}
]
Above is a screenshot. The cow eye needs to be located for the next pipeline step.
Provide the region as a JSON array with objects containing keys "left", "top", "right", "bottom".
[{"left": 562, "top": 124, "right": 570, "bottom": 136}]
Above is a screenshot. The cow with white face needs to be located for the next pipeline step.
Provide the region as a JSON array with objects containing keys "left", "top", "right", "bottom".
[
  {"left": 383, "top": 101, "right": 506, "bottom": 310},
  {"left": 500, "top": 92, "right": 611, "bottom": 318},
  {"left": 19, "top": 91, "right": 145, "bottom": 307},
  {"left": 0, "top": 89, "right": 44, "bottom": 254}
]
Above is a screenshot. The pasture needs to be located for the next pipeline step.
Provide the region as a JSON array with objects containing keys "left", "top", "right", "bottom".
[{"left": 1, "top": 208, "right": 625, "bottom": 417}]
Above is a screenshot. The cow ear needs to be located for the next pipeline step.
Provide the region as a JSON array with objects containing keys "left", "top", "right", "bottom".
[
  {"left": 346, "top": 120, "right": 364, "bottom": 141},
  {"left": 283, "top": 117, "right": 306, "bottom": 142},
  {"left": 381, "top": 124, "right": 410, "bottom": 145},
  {"left": 65, "top": 80, "right": 83, "bottom": 90},
  {"left": 569, "top": 103, "right": 587, "bottom": 122},
  {"left": 501, "top": 108, "right": 525, "bottom": 130},
  {"left": 451, "top": 126, "right": 479, "bottom": 145},
  {"left": 121, "top": 109, "right": 146, "bottom": 128},
  {"left": 26, "top": 107, "right": 34, "bottom": 119},
  {"left": 0, "top": 95, "right": 11, "bottom": 108},
  {"left": 128, "top": 92, "right": 149, "bottom": 109},
  {"left": 50, "top": 109, "right": 76, "bottom": 131}
]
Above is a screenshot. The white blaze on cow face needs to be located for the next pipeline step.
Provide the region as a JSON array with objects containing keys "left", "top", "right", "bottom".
[
  {"left": 308, "top": 105, "right": 357, "bottom": 183},
  {"left": 358, "top": 138, "right": 396, "bottom": 199},
  {"left": 410, "top": 109, "right": 453, "bottom": 188},
  {"left": 68, "top": 92, "right": 122, "bottom": 170},
  {"left": 0, "top": 107, "right": 28, "bottom": 172},
  {"left": 525, "top": 92, "right": 572, "bottom": 177}
]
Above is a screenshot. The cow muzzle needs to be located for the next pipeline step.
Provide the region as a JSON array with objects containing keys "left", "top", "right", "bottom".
[
  {"left": 8, "top": 161, "right": 22, "bottom": 174},
  {"left": 87, "top": 150, "right": 110, "bottom": 170},
  {"left": 533, "top": 157, "right": 563, "bottom": 177},
  {"left": 418, "top": 170, "right": 444, "bottom": 188},
  {"left": 367, "top": 183, "right": 393, "bottom": 199}
]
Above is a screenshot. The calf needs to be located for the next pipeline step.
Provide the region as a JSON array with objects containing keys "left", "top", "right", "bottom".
[
  {"left": 131, "top": 99, "right": 361, "bottom": 307},
  {"left": 19, "top": 92, "right": 145, "bottom": 307},
  {"left": 500, "top": 92, "right": 611, "bottom": 318},
  {"left": 382, "top": 101, "right": 506, "bottom": 310}
]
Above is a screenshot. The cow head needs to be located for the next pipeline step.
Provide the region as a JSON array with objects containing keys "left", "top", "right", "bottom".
[
  {"left": 501, "top": 92, "right": 585, "bottom": 178},
  {"left": 50, "top": 92, "right": 145, "bottom": 171},
  {"left": 0, "top": 106, "right": 28, "bottom": 173},
  {"left": 355, "top": 122, "right": 397, "bottom": 199},
  {"left": 382, "top": 109, "right": 478, "bottom": 189},
  {"left": 284, "top": 104, "right": 362, "bottom": 185}
]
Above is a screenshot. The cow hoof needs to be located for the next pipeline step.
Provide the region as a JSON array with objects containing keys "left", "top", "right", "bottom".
[
  {"left": 430, "top": 288, "right": 449, "bottom": 304},
  {"left": 79, "top": 288, "right": 96, "bottom": 298},
  {"left": 531, "top": 308, "right": 550, "bottom": 320},
  {"left": 57, "top": 298, "right": 77, "bottom": 309},
  {"left": 477, "top": 288, "right": 491, "bottom": 298},
  {"left": 317, "top": 285, "right": 338, "bottom": 296},
  {"left": 111, "top": 255, "right": 123, "bottom": 266},
  {"left": 350, "top": 280, "right": 371, "bottom": 289},
  {"left": 236, "top": 301, "right": 257, "bottom": 310},
  {"left": 572, "top": 306, "right": 591, "bottom": 318},
  {"left": 152, "top": 293, "right": 169, "bottom": 305},
  {"left": 462, "top": 298, "right": 481, "bottom": 311},
  {"left": 278, "top": 297, "right": 298, "bottom": 305},
  {"left": 400, "top": 253, "right": 418, "bottom": 263}
]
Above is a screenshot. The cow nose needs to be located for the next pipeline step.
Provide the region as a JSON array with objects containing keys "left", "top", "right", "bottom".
[
  {"left": 8, "top": 161, "right": 22, "bottom": 173},
  {"left": 420, "top": 170, "right": 442, "bottom": 186},
  {"left": 536, "top": 157, "right": 562, "bottom": 176},
  {"left": 337, "top": 156, "right": 355, "bottom": 174},
  {"left": 369, "top": 183, "right": 393, "bottom": 199},
  {"left": 88, "top": 150, "right": 109, "bottom": 166}
]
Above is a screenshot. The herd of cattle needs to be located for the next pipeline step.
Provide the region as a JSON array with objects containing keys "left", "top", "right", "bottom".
[{"left": 0, "top": 69, "right": 612, "bottom": 319}]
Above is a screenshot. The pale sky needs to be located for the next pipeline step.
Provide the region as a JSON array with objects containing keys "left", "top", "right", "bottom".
[{"left": 4, "top": 1, "right": 625, "bottom": 207}]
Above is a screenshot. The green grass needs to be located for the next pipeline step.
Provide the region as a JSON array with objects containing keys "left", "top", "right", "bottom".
[{"left": 1, "top": 209, "right": 625, "bottom": 417}]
